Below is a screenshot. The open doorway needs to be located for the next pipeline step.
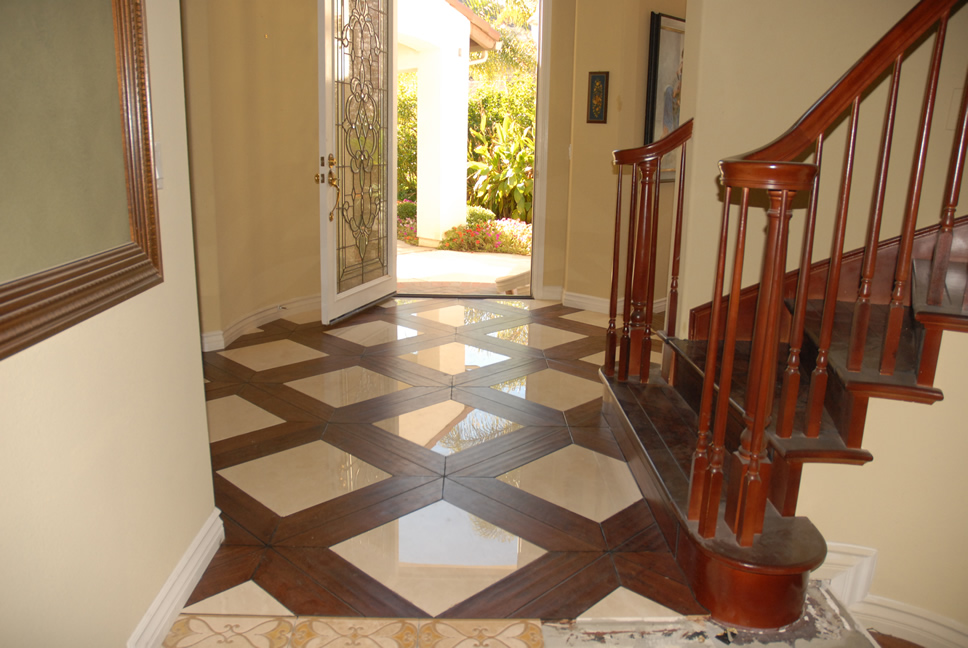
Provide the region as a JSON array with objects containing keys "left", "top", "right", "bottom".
[{"left": 395, "top": 0, "right": 539, "bottom": 297}]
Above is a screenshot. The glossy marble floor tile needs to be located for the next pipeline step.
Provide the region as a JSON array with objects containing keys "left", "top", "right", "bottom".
[
  {"left": 184, "top": 581, "right": 293, "bottom": 616},
  {"left": 489, "top": 369, "right": 602, "bottom": 411},
  {"left": 217, "top": 440, "right": 390, "bottom": 516},
  {"left": 287, "top": 366, "right": 412, "bottom": 408},
  {"left": 578, "top": 587, "right": 680, "bottom": 620},
  {"left": 328, "top": 320, "right": 422, "bottom": 346},
  {"left": 374, "top": 400, "right": 523, "bottom": 455},
  {"left": 399, "top": 342, "right": 509, "bottom": 375},
  {"left": 498, "top": 444, "right": 641, "bottom": 522},
  {"left": 410, "top": 304, "right": 505, "bottom": 328},
  {"left": 189, "top": 300, "right": 699, "bottom": 626},
  {"left": 487, "top": 323, "right": 585, "bottom": 350},
  {"left": 331, "top": 500, "right": 546, "bottom": 616},
  {"left": 206, "top": 395, "right": 286, "bottom": 442},
  {"left": 219, "top": 339, "right": 327, "bottom": 371}
]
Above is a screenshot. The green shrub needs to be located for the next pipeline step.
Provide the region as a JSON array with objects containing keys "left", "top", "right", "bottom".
[
  {"left": 397, "top": 200, "right": 417, "bottom": 220},
  {"left": 466, "top": 205, "right": 496, "bottom": 225}
]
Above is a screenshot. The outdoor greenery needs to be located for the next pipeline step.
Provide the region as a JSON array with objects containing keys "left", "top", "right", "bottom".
[
  {"left": 466, "top": 205, "right": 496, "bottom": 225},
  {"left": 395, "top": 0, "right": 537, "bottom": 254},
  {"left": 397, "top": 72, "right": 418, "bottom": 202}
]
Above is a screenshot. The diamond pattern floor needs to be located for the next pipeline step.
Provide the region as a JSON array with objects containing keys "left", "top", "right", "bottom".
[{"left": 190, "top": 297, "right": 704, "bottom": 620}]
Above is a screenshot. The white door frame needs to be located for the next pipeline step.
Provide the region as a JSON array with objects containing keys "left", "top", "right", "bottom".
[{"left": 530, "top": 0, "right": 554, "bottom": 300}]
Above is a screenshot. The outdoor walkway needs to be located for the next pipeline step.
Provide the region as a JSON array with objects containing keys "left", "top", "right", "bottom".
[{"left": 397, "top": 241, "right": 531, "bottom": 295}]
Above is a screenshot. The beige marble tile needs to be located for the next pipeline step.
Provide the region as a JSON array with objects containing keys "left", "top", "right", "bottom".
[
  {"left": 206, "top": 395, "right": 286, "bottom": 443},
  {"left": 486, "top": 299, "right": 558, "bottom": 311},
  {"left": 487, "top": 323, "right": 584, "bottom": 350},
  {"left": 578, "top": 587, "right": 682, "bottom": 620},
  {"left": 331, "top": 501, "right": 545, "bottom": 617},
  {"left": 489, "top": 369, "right": 601, "bottom": 411},
  {"left": 184, "top": 581, "right": 293, "bottom": 617},
  {"left": 287, "top": 366, "right": 411, "bottom": 408},
  {"left": 379, "top": 297, "right": 426, "bottom": 308},
  {"left": 419, "top": 619, "right": 543, "bottom": 648},
  {"left": 217, "top": 440, "right": 390, "bottom": 516},
  {"left": 399, "top": 342, "right": 508, "bottom": 375},
  {"left": 499, "top": 445, "right": 640, "bottom": 522},
  {"left": 580, "top": 350, "right": 663, "bottom": 367},
  {"left": 560, "top": 310, "right": 612, "bottom": 328},
  {"left": 281, "top": 308, "right": 324, "bottom": 325},
  {"left": 164, "top": 615, "right": 294, "bottom": 648},
  {"left": 411, "top": 304, "right": 504, "bottom": 328},
  {"left": 292, "top": 618, "right": 419, "bottom": 648},
  {"left": 328, "top": 320, "right": 421, "bottom": 346},
  {"left": 374, "top": 400, "right": 523, "bottom": 455},
  {"left": 218, "top": 339, "right": 327, "bottom": 372}
]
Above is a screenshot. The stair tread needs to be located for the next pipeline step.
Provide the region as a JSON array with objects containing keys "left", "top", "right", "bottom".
[
  {"left": 799, "top": 299, "right": 942, "bottom": 400},
  {"left": 664, "top": 338, "right": 871, "bottom": 464},
  {"left": 604, "top": 370, "right": 828, "bottom": 570},
  {"left": 912, "top": 258, "right": 968, "bottom": 327}
]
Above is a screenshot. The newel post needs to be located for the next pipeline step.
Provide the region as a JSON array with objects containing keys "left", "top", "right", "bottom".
[{"left": 701, "top": 160, "right": 817, "bottom": 547}]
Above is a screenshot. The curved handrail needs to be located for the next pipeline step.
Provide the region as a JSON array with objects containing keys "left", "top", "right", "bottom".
[
  {"left": 613, "top": 119, "right": 694, "bottom": 165},
  {"left": 741, "top": 0, "right": 961, "bottom": 162}
]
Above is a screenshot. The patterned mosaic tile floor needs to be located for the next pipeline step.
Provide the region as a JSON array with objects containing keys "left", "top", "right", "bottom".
[{"left": 167, "top": 298, "right": 696, "bottom": 647}]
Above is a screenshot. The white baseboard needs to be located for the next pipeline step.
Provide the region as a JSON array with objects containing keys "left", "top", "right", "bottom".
[
  {"left": 201, "top": 295, "right": 322, "bottom": 352},
  {"left": 811, "top": 542, "right": 967, "bottom": 648},
  {"left": 127, "top": 508, "right": 224, "bottom": 648},
  {"left": 849, "top": 596, "right": 968, "bottom": 648},
  {"left": 812, "top": 542, "right": 878, "bottom": 607},
  {"left": 562, "top": 290, "right": 666, "bottom": 316},
  {"left": 534, "top": 284, "right": 562, "bottom": 302}
]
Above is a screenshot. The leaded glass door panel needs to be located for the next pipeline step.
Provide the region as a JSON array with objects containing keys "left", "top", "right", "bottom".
[{"left": 320, "top": 0, "right": 396, "bottom": 323}]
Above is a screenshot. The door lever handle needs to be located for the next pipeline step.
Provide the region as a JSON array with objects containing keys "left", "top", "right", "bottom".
[{"left": 327, "top": 170, "right": 341, "bottom": 222}]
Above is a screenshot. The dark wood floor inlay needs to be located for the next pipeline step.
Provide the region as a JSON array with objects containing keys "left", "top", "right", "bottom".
[{"left": 189, "top": 300, "right": 705, "bottom": 619}]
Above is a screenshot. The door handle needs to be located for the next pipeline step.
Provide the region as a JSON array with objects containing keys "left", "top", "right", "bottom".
[{"left": 327, "top": 170, "right": 341, "bottom": 222}]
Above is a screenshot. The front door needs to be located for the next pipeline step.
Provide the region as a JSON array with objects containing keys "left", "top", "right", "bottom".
[{"left": 319, "top": 0, "right": 396, "bottom": 324}]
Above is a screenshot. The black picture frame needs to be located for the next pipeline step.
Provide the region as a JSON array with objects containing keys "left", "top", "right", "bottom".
[{"left": 644, "top": 13, "right": 685, "bottom": 146}]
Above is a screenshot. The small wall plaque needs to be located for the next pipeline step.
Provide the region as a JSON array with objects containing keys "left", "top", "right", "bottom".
[{"left": 587, "top": 71, "right": 609, "bottom": 124}]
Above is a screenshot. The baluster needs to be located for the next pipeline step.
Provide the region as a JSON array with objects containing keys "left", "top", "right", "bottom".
[
  {"left": 618, "top": 165, "right": 641, "bottom": 382},
  {"left": 848, "top": 58, "right": 903, "bottom": 372},
  {"left": 806, "top": 97, "right": 861, "bottom": 437},
  {"left": 726, "top": 189, "right": 793, "bottom": 545},
  {"left": 640, "top": 166, "right": 661, "bottom": 374},
  {"left": 605, "top": 165, "right": 626, "bottom": 378},
  {"left": 928, "top": 69, "right": 968, "bottom": 305},
  {"left": 776, "top": 135, "right": 825, "bottom": 438},
  {"left": 666, "top": 142, "right": 688, "bottom": 338},
  {"left": 882, "top": 13, "right": 949, "bottom": 374},
  {"left": 687, "top": 186, "right": 733, "bottom": 528},
  {"left": 628, "top": 160, "right": 658, "bottom": 382},
  {"left": 698, "top": 188, "right": 751, "bottom": 538}
]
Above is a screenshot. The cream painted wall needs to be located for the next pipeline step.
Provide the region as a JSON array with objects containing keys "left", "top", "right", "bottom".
[
  {"left": 554, "top": 0, "right": 686, "bottom": 304},
  {"left": 678, "top": 0, "right": 968, "bottom": 626},
  {"left": 678, "top": 0, "right": 968, "bottom": 321},
  {"left": 0, "top": 0, "right": 215, "bottom": 644},
  {"left": 182, "top": 0, "right": 321, "bottom": 336}
]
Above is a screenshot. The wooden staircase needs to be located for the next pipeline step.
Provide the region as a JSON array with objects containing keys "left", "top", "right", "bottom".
[{"left": 601, "top": 0, "right": 968, "bottom": 629}]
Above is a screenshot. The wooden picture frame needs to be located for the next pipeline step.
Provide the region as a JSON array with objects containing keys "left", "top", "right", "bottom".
[
  {"left": 644, "top": 13, "right": 685, "bottom": 154},
  {"left": 587, "top": 71, "right": 609, "bottom": 124},
  {"left": 0, "top": 0, "right": 162, "bottom": 361}
]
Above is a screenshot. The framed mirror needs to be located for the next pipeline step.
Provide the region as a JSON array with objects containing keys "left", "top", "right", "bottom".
[{"left": 0, "top": 0, "right": 162, "bottom": 361}]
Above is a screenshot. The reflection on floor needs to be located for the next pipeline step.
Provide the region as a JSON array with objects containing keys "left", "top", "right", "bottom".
[{"left": 166, "top": 298, "right": 704, "bottom": 647}]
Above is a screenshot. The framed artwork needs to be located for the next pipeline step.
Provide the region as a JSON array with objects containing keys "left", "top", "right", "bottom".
[
  {"left": 644, "top": 12, "right": 685, "bottom": 178},
  {"left": 587, "top": 71, "right": 609, "bottom": 124}
]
